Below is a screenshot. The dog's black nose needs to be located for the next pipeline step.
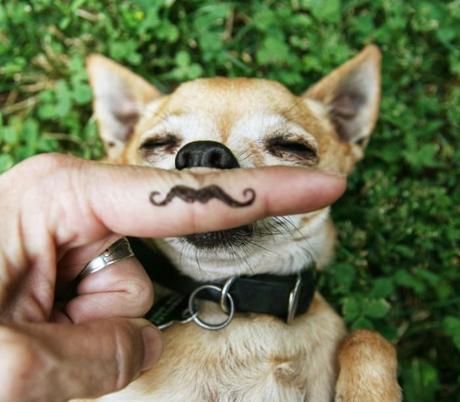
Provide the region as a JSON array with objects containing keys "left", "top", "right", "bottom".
[{"left": 175, "top": 141, "right": 240, "bottom": 170}]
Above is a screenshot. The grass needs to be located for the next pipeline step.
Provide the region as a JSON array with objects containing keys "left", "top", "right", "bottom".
[{"left": 1, "top": 1, "right": 459, "bottom": 400}]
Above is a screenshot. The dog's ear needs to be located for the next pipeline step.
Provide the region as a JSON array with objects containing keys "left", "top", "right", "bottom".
[
  {"left": 303, "top": 45, "right": 381, "bottom": 151},
  {"left": 86, "top": 55, "right": 161, "bottom": 159}
]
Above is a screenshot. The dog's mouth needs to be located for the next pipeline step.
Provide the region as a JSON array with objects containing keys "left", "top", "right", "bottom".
[{"left": 184, "top": 224, "right": 253, "bottom": 249}]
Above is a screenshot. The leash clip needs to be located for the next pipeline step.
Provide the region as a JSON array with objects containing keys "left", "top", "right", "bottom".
[{"left": 157, "top": 308, "right": 197, "bottom": 331}]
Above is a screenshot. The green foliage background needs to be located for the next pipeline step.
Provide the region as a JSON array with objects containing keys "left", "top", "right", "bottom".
[{"left": 1, "top": 0, "right": 459, "bottom": 400}]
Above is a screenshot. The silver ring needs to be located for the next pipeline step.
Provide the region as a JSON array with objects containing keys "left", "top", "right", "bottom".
[
  {"left": 220, "top": 276, "right": 236, "bottom": 313},
  {"left": 188, "top": 284, "right": 235, "bottom": 331},
  {"left": 76, "top": 237, "right": 134, "bottom": 282}
]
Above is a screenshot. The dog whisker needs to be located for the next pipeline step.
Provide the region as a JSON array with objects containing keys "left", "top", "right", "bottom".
[
  {"left": 235, "top": 149, "right": 251, "bottom": 160},
  {"left": 244, "top": 238, "right": 280, "bottom": 258},
  {"left": 194, "top": 247, "right": 203, "bottom": 272},
  {"left": 299, "top": 243, "right": 318, "bottom": 267},
  {"left": 273, "top": 216, "right": 303, "bottom": 238},
  {"left": 257, "top": 219, "right": 283, "bottom": 237},
  {"left": 233, "top": 243, "right": 255, "bottom": 275}
]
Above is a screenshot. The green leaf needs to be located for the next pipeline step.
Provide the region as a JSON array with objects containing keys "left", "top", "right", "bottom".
[
  {"left": 38, "top": 104, "right": 58, "bottom": 119},
  {"left": 109, "top": 40, "right": 140, "bottom": 62},
  {"left": 402, "top": 359, "right": 439, "bottom": 402},
  {"left": 370, "top": 278, "right": 395, "bottom": 298},
  {"left": 334, "top": 263, "right": 356, "bottom": 292},
  {"left": 442, "top": 316, "right": 460, "bottom": 351},
  {"left": 342, "top": 297, "right": 361, "bottom": 321},
  {"left": 55, "top": 80, "right": 72, "bottom": 117},
  {"left": 0, "top": 154, "right": 14, "bottom": 173},
  {"left": 363, "top": 299, "right": 391, "bottom": 318},
  {"left": 351, "top": 317, "right": 374, "bottom": 330},
  {"left": 301, "top": 0, "right": 341, "bottom": 23},
  {"left": 175, "top": 51, "right": 191, "bottom": 67},
  {"left": 256, "top": 35, "right": 291, "bottom": 66},
  {"left": 252, "top": 8, "right": 277, "bottom": 31},
  {"left": 0, "top": 126, "right": 18, "bottom": 145},
  {"left": 72, "top": 83, "right": 92, "bottom": 104},
  {"left": 394, "top": 270, "right": 426, "bottom": 294},
  {"left": 22, "top": 119, "right": 39, "bottom": 156},
  {"left": 157, "top": 21, "right": 179, "bottom": 43}
]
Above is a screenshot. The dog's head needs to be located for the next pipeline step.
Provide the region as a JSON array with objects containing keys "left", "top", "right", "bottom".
[{"left": 87, "top": 46, "right": 381, "bottom": 281}]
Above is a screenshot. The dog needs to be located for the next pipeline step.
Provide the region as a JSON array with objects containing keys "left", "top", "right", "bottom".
[{"left": 75, "top": 45, "right": 401, "bottom": 402}]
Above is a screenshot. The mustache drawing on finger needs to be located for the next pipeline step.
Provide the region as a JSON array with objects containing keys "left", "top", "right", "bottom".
[{"left": 149, "top": 185, "right": 256, "bottom": 208}]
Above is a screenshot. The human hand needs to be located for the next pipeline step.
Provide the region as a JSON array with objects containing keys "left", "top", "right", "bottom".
[{"left": 0, "top": 153, "right": 345, "bottom": 402}]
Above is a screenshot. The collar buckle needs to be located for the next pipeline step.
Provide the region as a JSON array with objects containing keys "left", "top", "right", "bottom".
[{"left": 286, "top": 272, "right": 302, "bottom": 324}]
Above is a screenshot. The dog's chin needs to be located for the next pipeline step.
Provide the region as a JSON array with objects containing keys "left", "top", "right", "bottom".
[{"left": 184, "top": 225, "right": 253, "bottom": 250}]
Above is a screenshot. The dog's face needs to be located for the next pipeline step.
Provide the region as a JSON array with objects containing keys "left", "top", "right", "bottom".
[{"left": 87, "top": 46, "right": 381, "bottom": 281}]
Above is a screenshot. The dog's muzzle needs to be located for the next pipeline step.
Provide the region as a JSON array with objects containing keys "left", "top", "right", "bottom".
[{"left": 185, "top": 225, "right": 254, "bottom": 249}]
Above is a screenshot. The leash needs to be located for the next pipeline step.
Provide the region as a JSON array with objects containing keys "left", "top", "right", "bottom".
[{"left": 128, "top": 238, "right": 317, "bottom": 331}]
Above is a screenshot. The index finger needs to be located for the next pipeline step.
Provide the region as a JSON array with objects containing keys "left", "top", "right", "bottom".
[
  {"left": 10, "top": 154, "right": 346, "bottom": 246},
  {"left": 80, "top": 159, "right": 346, "bottom": 240}
]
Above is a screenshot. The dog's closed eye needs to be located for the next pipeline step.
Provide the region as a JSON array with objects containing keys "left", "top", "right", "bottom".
[
  {"left": 140, "top": 134, "right": 180, "bottom": 155},
  {"left": 266, "top": 136, "right": 318, "bottom": 165}
]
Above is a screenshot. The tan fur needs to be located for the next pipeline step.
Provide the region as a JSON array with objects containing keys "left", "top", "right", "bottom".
[
  {"left": 336, "top": 330, "right": 402, "bottom": 402},
  {"left": 74, "top": 46, "right": 401, "bottom": 402},
  {"left": 103, "top": 296, "right": 345, "bottom": 402}
]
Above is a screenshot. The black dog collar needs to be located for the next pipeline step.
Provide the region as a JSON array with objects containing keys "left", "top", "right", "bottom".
[{"left": 129, "top": 238, "right": 316, "bottom": 326}]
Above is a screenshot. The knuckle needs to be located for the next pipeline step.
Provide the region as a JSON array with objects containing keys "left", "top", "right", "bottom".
[
  {"left": 0, "top": 329, "right": 41, "bottom": 401},
  {"left": 9, "top": 153, "right": 84, "bottom": 189},
  {"left": 124, "top": 278, "right": 154, "bottom": 314},
  {"left": 22, "top": 153, "right": 72, "bottom": 174}
]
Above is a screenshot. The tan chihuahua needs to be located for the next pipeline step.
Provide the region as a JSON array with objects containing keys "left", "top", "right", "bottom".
[{"left": 76, "top": 45, "right": 401, "bottom": 402}]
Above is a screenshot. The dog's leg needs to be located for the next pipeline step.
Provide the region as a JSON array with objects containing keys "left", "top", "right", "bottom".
[{"left": 335, "top": 329, "right": 401, "bottom": 402}]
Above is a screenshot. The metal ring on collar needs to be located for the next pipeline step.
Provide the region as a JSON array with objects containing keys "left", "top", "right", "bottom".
[
  {"left": 219, "top": 276, "right": 236, "bottom": 313},
  {"left": 188, "top": 284, "right": 235, "bottom": 331},
  {"left": 76, "top": 237, "right": 135, "bottom": 282}
]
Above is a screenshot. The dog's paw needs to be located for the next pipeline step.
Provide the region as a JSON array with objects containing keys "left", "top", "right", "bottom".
[
  {"left": 335, "top": 388, "right": 401, "bottom": 402},
  {"left": 335, "top": 329, "right": 402, "bottom": 402}
]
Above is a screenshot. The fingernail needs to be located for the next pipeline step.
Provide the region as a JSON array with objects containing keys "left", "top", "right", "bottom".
[{"left": 141, "top": 326, "right": 163, "bottom": 371}]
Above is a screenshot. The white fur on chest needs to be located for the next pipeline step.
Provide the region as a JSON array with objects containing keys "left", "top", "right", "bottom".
[{"left": 86, "top": 295, "right": 345, "bottom": 402}]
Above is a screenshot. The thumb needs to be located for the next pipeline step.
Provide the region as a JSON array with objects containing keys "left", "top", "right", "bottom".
[{"left": 0, "top": 318, "right": 162, "bottom": 402}]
